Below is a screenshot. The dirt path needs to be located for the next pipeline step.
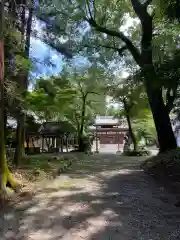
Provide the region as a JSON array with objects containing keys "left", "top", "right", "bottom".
[{"left": 1, "top": 154, "right": 180, "bottom": 240}]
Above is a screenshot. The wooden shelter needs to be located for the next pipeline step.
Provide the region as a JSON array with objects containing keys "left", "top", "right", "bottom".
[
  {"left": 39, "top": 121, "right": 76, "bottom": 152},
  {"left": 26, "top": 121, "right": 77, "bottom": 153}
]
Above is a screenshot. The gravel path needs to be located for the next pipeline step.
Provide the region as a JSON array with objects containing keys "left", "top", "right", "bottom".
[{"left": 0, "top": 154, "right": 180, "bottom": 240}]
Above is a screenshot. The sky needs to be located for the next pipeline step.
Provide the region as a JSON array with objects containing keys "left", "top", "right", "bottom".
[
  {"left": 30, "top": 38, "right": 63, "bottom": 78},
  {"left": 30, "top": 38, "right": 89, "bottom": 80}
]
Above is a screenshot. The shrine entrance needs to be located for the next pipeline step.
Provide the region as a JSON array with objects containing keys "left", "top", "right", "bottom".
[{"left": 90, "top": 116, "right": 129, "bottom": 153}]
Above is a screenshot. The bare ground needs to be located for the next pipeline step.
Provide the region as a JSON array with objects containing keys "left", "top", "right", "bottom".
[{"left": 0, "top": 154, "right": 180, "bottom": 240}]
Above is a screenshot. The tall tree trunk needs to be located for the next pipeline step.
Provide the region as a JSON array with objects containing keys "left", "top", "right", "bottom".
[
  {"left": 145, "top": 78, "right": 177, "bottom": 152},
  {"left": 14, "top": 6, "right": 33, "bottom": 165},
  {"left": 78, "top": 96, "right": 86, "bottom": 151},
  {"left": 139, "top": 5, "right": 177, "bottom": 152},
  {"left": 14, "top": 114, "right": 25, "bottom": 166},
  {"left": 0, "top": 1, "right": 18, "bottom": 197},
  {"left": 123, "top": 99, "right": 137, "bottom": 151},
  {"left": 0, "top": 4, "right": 6, "bottom": 193}
]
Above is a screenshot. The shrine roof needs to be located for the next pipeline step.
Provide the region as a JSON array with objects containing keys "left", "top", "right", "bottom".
[
  {"left": 91, "top": 116, "right": 128, "bottom": 128},
  {"left": 94, "top": 116, "right": 120, "bottom": 125}
]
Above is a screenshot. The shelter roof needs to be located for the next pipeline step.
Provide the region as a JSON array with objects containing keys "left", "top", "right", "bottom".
[{"left": 38, "top": 121, "right": 75, "bottom": 136}]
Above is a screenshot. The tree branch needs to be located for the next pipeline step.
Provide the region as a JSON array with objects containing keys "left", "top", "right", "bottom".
[
  {"left": 84, "top": 43, "right": 127, "bottom": 56},
  {"left": 86, "top": 18, "right": 141, "bottom": 65},
  {"left": 85, "top": 0, "right": 93, "bottom": 19},
  {"left": 92, "top": 0, "right": 96, "bottom": 18},
  {"left": 130, "top": 0, "right": 153, "bottom": 66},
  {"left": 130, "top": 0, "right": 144, "bottom": 19},
  {"left": 87, "top": 91, "right": 99, "bottom": 95},
  {"left": 131, "top": 0, "right": 151, "bottom": 19},
  {"left": 78, "top": 82, "right": 86, "bottom": 99},
  {"left": 143, "top": 0, "right": 152, "bottom": 8}
]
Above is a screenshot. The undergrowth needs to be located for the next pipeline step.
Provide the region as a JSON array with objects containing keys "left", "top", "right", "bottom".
[{"left": 141, "top": 148, "right": 180, "bottom": 182}]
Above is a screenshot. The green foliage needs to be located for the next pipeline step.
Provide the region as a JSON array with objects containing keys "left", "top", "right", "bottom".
[
  {"left": 27, "top": 75, "right": 75, "bottom": 121},
  {"left": 123, "top": 148, "right": 151, "bottom": 157},
  {"left": 28, "top": 66, "right": 107, "bottom": 127},
  {"left": 109, "top": 79, "right": 149, "bottom": 118},
  {"left": 4, "top": 6, "right": 33, "bottom": 119},
  {"left": 36, "top": 0, "right": 138, "bottom": 67},
  {"left": 156, "top": 0, "right": 180, "bottom": 22},
  {"left": 20, "top": 154, "right": 74, "bottom": 180},
  {"left": 133, "top": 111, "right": 157, "bottom": 145},
  {"left": 36, "top": 0, "right": 180, "bottom": 90},
  {"left": 107, "top": 78, "right": 158, "bottom": 148}
]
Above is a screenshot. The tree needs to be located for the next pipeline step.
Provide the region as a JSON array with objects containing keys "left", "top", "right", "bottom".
[
  {"left": 0, "top": 0, "right": 6, "bottom": 195},
  {"left": 109, "top": 80, "right": 149, "bottom": 151},
  {"left": 0, "top": 0, "right": 19, "bottom": 198},
  {"left": 13, "top": 1, "right": 33, "bottom": 166},
  {"left": 28, "top": 66, "right": 107, "bottom": 151},
  {"left": 37, "top": 0, "right": 177, "bottom": 152},
  {"left": 27, "top": 71, "right": 81, "bottom": 121}
]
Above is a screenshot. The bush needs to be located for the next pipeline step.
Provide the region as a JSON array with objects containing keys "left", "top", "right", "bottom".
[{"left": 123, "top": 147, "right": 151, "bottom": 156}]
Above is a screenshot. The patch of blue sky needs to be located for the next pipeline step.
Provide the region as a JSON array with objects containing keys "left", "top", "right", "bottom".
[
  {"left": 29, "top": 37, "right": 89, "bottom": 92},
  {"left": 30, "top": 38, "right": 63, "bottom": 79}
]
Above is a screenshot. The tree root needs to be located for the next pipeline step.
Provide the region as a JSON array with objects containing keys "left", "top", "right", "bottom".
[
  {"left": 5, "top": 167, "right": 20, "bottom": 193},
  {"left": 0, "top": 161, "right": 20, "bottom": 203},
  {"left": 0, "top": 182, "right": 9, "bottom": 202}
]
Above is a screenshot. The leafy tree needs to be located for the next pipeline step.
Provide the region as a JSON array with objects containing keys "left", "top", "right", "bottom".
[
  {"left": 28, "top": 79, "right": 73, "bottom": 122},
  {"left": 28, "top": 66, "right": 107, "bottom": 151},
  {"left": 109, "top": 78, "right": 158, "bottom": 149},
  {"left": 37, "top": 0, "right": 177, "bottom": 152},
  {"left": 109, "top": 80, "right": 149, "bottom": 151}
]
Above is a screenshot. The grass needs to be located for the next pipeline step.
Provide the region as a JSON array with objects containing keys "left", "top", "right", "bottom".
[
  {"left": 21, "top": 154, "right": 59, "bottom": 170},
  {"left": 12, "top": 154, "right": 76, "bottom": 184}
]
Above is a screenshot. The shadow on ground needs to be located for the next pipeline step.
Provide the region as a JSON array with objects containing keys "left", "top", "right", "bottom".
[{"left": 0, "top": 154, "right": 180, "bottom": 239}]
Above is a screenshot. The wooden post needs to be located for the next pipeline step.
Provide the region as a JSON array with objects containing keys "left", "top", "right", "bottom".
[
  {"left": 26, "top": 135, "right": 30, "bottom": 154},
  {"left": 47, "top": 137, "right": 50, "bottom": 149},
  {"left": 52, "top": 136, "right": 55, "bottom": 147},
  {"left": 95, "top": 126, "right": 98, "bottom": 153},
  {"left": 66, "top": 134, "right": 68, "bottom": 152},
  {"left": 42, "top": 136, "right": 44, "bottom": 152},
  {"left": 54, "top": 137, "right": 56, "bottom": 148},
  {"left": 117, "top": 131, "right": 120, "bottom": 152},
  {"left": 60, "top": 136, "right": 63, "bottom": 153}
]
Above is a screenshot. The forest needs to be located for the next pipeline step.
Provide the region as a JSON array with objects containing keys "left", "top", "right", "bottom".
[{"left": 0, "top": 0, "right": 180, "bottom": 227}]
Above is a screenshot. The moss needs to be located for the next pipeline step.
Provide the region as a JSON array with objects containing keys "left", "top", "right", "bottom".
[{"left": 0, "top": 154, "right": 19, "bottom": 200}]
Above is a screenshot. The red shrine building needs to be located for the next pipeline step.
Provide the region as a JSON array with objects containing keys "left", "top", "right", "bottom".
[{"left": 89, "top": 116, "right": 129, "bottom": 152}]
